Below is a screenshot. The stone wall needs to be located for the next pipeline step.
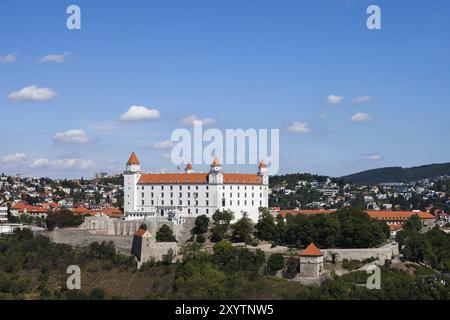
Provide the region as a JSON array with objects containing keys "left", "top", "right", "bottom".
[
  {"left": 322, "top": 242, "right": 399, "bottom": 266},
  {"left": 49, "top": 228, "right": 133, "bottom": 255}
]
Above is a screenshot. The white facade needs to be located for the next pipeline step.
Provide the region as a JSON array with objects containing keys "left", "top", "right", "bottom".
[
  {"left": 0, "top": 207, "right": 7, "bottom": 224},
  {"left": 123, "top": 153, "right": 269, "bottom": 223}
]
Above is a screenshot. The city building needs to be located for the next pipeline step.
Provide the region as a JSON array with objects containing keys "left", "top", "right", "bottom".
[
  {"left": 0, "top": 207, "right": 7, "bottom": 224},
  {"left": 124, "top": 152, "right": 269, "bottom": 222}
]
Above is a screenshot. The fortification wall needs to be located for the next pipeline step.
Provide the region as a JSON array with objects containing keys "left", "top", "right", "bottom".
[
  {"left": 49, "top": 228, "right": 133, "bottom": 254},
  {"left": 323, "top": 243, "right": 399, "bottom": 265}
]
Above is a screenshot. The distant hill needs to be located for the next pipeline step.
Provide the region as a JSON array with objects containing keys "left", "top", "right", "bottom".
[{"left": 341, "top": 163, "right": 450, "bottom": 185}]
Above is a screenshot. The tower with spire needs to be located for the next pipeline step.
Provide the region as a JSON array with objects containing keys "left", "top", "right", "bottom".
[
  {"left": 208, "top": 157, "right": 223, "bottom": 184},
  {"left": 124, "top": 152, "right": 141, "bottom": 213},
  {"left": 257, "top": 160, "right": 269, "bottom": 185}
]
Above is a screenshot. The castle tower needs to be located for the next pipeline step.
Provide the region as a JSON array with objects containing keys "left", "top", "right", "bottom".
[
  {"left": 208, "top": 157, "right": 223, "bottom": 184},
  {"left": 124, "top": 152, "right": 141, "bottom": 214},
  {"left": 258, "top": 160, "right": 269, "bottom": 185},
  {"left": 299, "top": 243, "right": 324, "bottom": 278},
  {"left": 185, "top": 163, "right": 193, "bottom": 174}
]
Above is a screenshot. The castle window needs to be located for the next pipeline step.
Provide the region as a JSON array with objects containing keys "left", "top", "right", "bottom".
[
  {"left": 206, "top": 200, "right": 209, "bottom": 206},
  {"left": 206, "top": 209, "right": 209, "bottom": 214},
  {"left": 151, "top": 200, "right": 154, "bottom": 205},
  {"left": 230, "top": 200, "right": 233, "bottom": 206},
  {"left": 142, "top": 193, "right": 144, "bottom": 197},
  {"left": 196, "top": 186, "right": 199, "bottom": 190},
  {"left": 179, "top": 200, "right": 182, "bottom": 205},
  {"left": 206, "top": 186, "right": 209, "bottom": 190},
  {"left": 170, "top": 186, "right": 173, "bottom": 190},
  {"left": 206, "top": 192, "right": 209, "bottom": 198},
  {"left": 188, "top": 209, "right": 191, "bottom": 214},
  {"left": 179, "top": 185, "right": 182, "bottom": 190},
  {"left": 161, "top": 186, "right": 164, "bottom": 190},
  {"left": 196, "top": 209, "right": 198, "bottom": 214},
  {"left": 142, "top": 200, "right": 144, "bottom": 205},
  {"left": 162, "top": 200, "right": 164, "bottom": 205},
  {"left": 179, "top": 193, "right": 182, "bottom": 197}
]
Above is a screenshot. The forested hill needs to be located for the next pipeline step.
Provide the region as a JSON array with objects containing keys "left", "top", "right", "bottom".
[{"left": 341, "top": 163, "right": 450, "bottom": 185}]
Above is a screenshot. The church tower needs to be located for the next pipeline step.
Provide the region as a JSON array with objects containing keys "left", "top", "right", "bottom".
[{"left": 124, "top": 152, "right": 141, "bottom": 214}]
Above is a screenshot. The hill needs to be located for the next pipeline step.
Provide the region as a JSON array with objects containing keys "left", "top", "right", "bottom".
[{"left": 341, "top": 163, "right": 450, "bottom": 185}]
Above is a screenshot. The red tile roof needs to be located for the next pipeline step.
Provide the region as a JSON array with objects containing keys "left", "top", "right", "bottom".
[
  {"left": 134, "top": 229, "right": 148, "bottom": 237},
  {"left": 300, "top": 243, "right": 323, "bottom": 257},
  {"left": 366, "top": 211, "right": 435, "bottom": 220},
  {"left": 138, "top": 173, "right": 261, "bottom": 185},
  {"left": 127, "top": 152, "right": 140, "bottom": 165},
  {"left": 279, "top": 209, "right": 336, "bottom": 218},
  {"left": 389, "top": 224, "right": 404, "bottom": 232}
]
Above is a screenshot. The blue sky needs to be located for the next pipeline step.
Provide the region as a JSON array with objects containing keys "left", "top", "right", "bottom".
[{"left": 1, "top": 0, "right": 449, "bottom": 178}]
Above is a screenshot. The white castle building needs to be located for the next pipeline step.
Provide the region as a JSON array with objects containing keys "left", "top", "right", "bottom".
[{"left": 124, "top": 152, "right": 269, "bottom": 223}]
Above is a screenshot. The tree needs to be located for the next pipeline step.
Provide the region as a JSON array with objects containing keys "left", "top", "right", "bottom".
[
  {"left": 256, "top": 208, "right": 276, "bottom": 241},
  {"left": 194, "top": 215, "right": 210, "bottom": 234},
  {"left": 211, "top": 210, "right": 234, "bottom": 242},
  {"left": 156, "top": 225, "right": 176, "bottom": 242},
  {"left": 404, "top": 214, "right": 422, "bottom": 232},
  {"left": 139, "top": 223, "right": 147, "bottom": 230},
  {"left": 46, "top": 209, "right": 83, "bottom": 230},
  {"left": 266, "top": 253, "right": 285, "bottom": 275},
  {"left": 284, "top": 256, "right": 298, "bottom": 279},
  {"left": 231, "top": 214, "right": 254, "bottom": 244},
  {"left": 212, "top": 210, "right": 234, "bottom": 225}
]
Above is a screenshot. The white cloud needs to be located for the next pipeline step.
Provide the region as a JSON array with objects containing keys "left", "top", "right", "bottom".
[
  {"left": 30, "top": 158, "right": 50, "bottom": 168},
  {"left": 327, "top": 95, "right": 344, "bottom": 104},
  {"left": 0, "top": 53, "right": 17, "bottom": 64},
  {"left": 8, "top": 85, "right": 57, "bottom": 102},
  {"left": 39, "top": 52, "right": 70, "bottom": 63},
  {"left": 181, "top": 115, "right": 216, "bottom": 126},
  {"left": 161, "top": 153, "right": 172, "bottom": 159},
  {"left": 350, "top": 95, "right": 372, "bottom": 104},
  {"left": 362, "top": 153, "right": 381, "bottom": 161},
  {"left": 2, "top": 153, "right": 27, "bottom": 164},
  {"left": 319, "top": 113, "right": 328, "bottom": 119},
  {"left": 53, "top": 129, "right": 92, "bottom": 144},
  {"left": 153, "top": 140, "right": 175, "bottom": 149},
  {"left": 286, "top": 121, "right": 312, "bottom": 133},
  {"left": 350, "top": 112, "right": 373, "bottom": 122},
  {"left": 119, "top": 105, "right": 160, "bottom": 122},
  {"left": 30, "top": 158, "right": 93, "bottom": 170}
]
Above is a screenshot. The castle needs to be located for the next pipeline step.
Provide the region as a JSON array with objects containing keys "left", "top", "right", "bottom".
[{"left": 123, "top": 152, "right": 269, "bottom": 223}]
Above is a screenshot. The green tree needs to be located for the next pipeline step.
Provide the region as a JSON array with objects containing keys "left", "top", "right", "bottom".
[
  {"left": 256, "top": 208, "right": 276, "bottom": 241},
  {"left": 404, "top": 214, "right": 422, "bottom": 232},
  {"left": 266, "top": 253, "right": 285, "bottom": 275},
  {"left": 156, "top": 225, "right": 176, "bottom": 242},
  {"left": 194, "top": 215, "right": 210, "bottom": 234},
  {"left": 231, "top": 214, "right": 254, "bottom": 244}
]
